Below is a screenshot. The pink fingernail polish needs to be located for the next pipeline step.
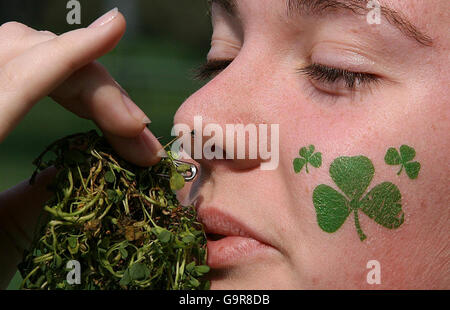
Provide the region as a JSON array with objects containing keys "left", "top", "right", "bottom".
[
  {"left": 88, "top": 8, "right": 118, "bottom": 28},
  {"left": 121, "top": 93, "right": 151, "bottom": 124}
]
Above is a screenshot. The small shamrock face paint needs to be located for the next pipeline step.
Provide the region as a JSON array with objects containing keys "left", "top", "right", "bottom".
[
  {"left": 293, "top": 145, "right": 322, "bottom": 174},
  {"left": 385, "top": 145, "right": 421, "bottom": 179},
  {"left": 313, "top": 156, "right": 404, "bottom": 241}
]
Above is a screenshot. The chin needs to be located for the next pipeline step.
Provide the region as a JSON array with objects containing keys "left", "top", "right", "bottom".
[{"left": 207, "top": 260, "right": 296, "bottom": 290}]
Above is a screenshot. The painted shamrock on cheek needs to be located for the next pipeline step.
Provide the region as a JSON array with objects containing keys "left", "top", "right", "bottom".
[
  {"left": 293, "top": 145, "right": 322, "bottom": 174},
  {"left": 313, "top": 156, "right": 404, "bottom": 241},
  {"left": 385, "top": 145, "right": 421, "bottom": 179}
]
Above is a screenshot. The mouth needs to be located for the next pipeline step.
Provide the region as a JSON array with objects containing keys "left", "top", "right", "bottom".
[{"left": 197, "top": 207, "right": 274, "bottom": 269}]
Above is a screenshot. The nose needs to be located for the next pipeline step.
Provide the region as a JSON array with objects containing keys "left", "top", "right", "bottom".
[{"left": 173, "top": 57, "right": 278, "bottom": 172}]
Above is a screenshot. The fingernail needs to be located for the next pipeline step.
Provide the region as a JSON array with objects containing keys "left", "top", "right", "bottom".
[
  {"left": 157, "top": 149, "right": 168, "bottom": 158},
  {"left": 141, "top": 128, "right": 163, "bottom": 159},
  {"left": 121, "top": 93, "right": 151, "bottom": 124},
  {"left": 88, "top": 8, "right": 119, "bottom": 28}
]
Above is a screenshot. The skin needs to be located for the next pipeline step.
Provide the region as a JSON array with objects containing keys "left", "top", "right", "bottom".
[
  {"left": 0, "top": 1, "right": 449, "bottom": 289},
  {"left": 0, "top": 9, "right": 163, "bottom": 288},
  {"left": 175, "top": 0, "right": 449, "bottom": 289}
]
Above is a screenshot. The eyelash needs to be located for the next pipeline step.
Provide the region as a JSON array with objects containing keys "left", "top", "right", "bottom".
[
  {"left": 195, "top": 60, "right": 380, "bottom": 91},
  {"left": 195, "top": 59, "right": 233, "bottom": 80},
  {"left": 298, "top": 63, "right": 380, "bottom": 90}
]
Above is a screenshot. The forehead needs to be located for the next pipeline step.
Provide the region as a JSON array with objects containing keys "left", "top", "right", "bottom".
[
  {"left": 211, "top": 0, "right": 447, "bottom": 47},
  {"left": 212, "top": 0, "right": 442, "bottom": 15},
  {"left": 381, "top": 0, "right": 447, "bottom": 33}
]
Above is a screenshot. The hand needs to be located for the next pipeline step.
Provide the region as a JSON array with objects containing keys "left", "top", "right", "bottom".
[
  {"left": 0, "top": 8, "right": 162, "bottom": 165},
  {"left": 0, "top": 8, "right": 163, "bottom": 288}
]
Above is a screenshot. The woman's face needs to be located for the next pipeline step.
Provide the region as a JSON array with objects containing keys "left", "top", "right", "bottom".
[{"left": 174, "top": 0, "right": 449, "bottom": 289}]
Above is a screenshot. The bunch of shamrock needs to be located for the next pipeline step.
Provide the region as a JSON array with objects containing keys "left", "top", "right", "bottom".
[{"left": 19, "top": 130, "right": 209, "bottom": 290}]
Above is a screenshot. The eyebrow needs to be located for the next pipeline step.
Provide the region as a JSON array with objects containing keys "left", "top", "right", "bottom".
[{"left": 210, "top": 0, "right": 433, "bottom": 46}]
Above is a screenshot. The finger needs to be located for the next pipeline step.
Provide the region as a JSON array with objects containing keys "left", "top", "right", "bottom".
[
  {"left": 51, "top": 61, "right": 150, "bottom": 134},
  {"left": 104, "top": 127, "right": 163, "bottom": 167},
  {"left": 0, "top": 167, "right": 56, "bottom": 243},
  {"left": 0, "top": 8, "right": 138, "bottom": 141},
  {"left": 50, "top": 61, "right": 163, "bottom": 166},
  {"left": 0, "top": 22, "right": 56, "bottom": 65}
]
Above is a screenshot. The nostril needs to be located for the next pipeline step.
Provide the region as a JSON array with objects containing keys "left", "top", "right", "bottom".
[{"left": 209, "top": 144, "right": 228, "bottom": 159}]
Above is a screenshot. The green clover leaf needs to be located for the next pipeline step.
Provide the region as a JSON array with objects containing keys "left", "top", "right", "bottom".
[
  {"left": 170, "top": 170, "right": 185, "bottom": 191},
  {"left": 129, "top": 263, "right": 151, "bottom": 281},
  {"left": 313, "top": 156, "right": 405, "bottom": 241},
  {"left": 120, "top": 263, "right": 151, "bottom": 286},
  {"left": 313, "top": 184, "right": 351, "bottom": 233},
  {"left": 105, "top": 170, "right": 116, "bottom": 183},
  {"left": 360, "top": 182, "right": 404, "bottom": 229},
  {"left": 293, "top": 145, "right": 322, "bottom": 174},
  {"left": 330, "top": 156, "right": 374, "bottom": 201},
  {"left": 385, "top": 145, "right": 421, "bottom": 179},
  {"left": 158, "top": 229, "right": 172, "bottom": 243}
]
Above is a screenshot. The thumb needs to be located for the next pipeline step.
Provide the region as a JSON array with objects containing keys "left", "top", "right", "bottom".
[
  {"left": 0, "top": 167, "right": 57, "bottom": 288},
  {"left": 0, "top": 8, "right": 126, "bottom": 141}
]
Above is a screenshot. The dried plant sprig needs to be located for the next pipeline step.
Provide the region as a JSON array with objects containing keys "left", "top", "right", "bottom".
[{"left": 19, "top": 130, "right": 209, "bottom": 290}]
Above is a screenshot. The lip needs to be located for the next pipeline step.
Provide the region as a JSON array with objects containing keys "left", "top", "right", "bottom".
[{"left": 197, "top": 207, "right": 274, "bottom": 268}]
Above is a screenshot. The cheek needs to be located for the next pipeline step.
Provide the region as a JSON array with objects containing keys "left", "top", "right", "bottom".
[
  {"left": 277, "top": 94, "right": 448, "bottom": 288},
  {"left": 175, "top": 58, "right": 448, "bottom": 288},
  {"left": 280, "top": 146, "right": 419, "bottom": 288}
]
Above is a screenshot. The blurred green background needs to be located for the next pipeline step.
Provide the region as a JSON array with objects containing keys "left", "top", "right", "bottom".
[{"left": 0, "top": 0, "right": 211, "bottom": 289}]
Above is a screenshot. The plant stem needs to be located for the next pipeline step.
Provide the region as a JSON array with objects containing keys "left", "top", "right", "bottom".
[
  {"left": 397, "top": 165, "right": 404, "bottom": 175},
  {"left": 354, "top": 210, "right": 367, "bottom": 241},
  {"left": 20, "top": 266, "right": 40, "bottom": 289}
]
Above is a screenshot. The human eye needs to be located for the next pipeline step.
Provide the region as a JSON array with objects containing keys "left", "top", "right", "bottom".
[
  {"left": 195, "top": 0, "right": 241, "bottom": 81},
  {"left": 299, "top": 63, "right": 381, "bottom": 96},
  {"left": 195, "top": 59, "right": 234, "bottom": 80}
]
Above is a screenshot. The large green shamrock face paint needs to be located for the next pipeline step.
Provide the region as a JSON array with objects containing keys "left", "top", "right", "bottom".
[{"left": 313, "top": 156, "right": 404, "bottom": 241}]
